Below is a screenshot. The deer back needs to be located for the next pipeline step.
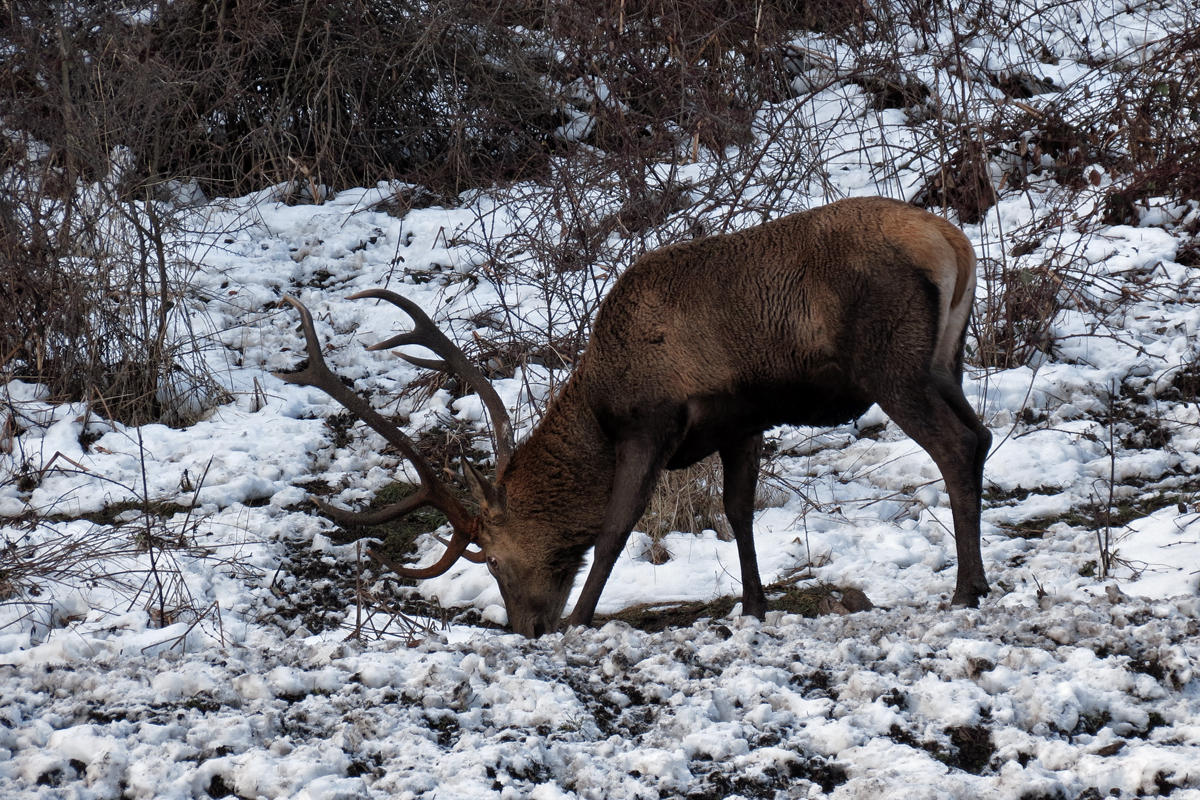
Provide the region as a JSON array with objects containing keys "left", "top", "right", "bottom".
[{"left": 575, "top": 196, "right": 976, "bottom": 442}]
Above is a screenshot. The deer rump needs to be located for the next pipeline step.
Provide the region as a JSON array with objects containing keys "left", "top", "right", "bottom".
[{"left": 279, "top": 196, "right": 991, "bottom": 638}]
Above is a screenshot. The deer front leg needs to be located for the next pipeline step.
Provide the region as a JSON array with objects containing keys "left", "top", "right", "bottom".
[
  {"left": 720, "top": 433, "right": 767, "bottom": 620},
  {"left": 566, "top": 434, "right": 664, "bottom": 630}
]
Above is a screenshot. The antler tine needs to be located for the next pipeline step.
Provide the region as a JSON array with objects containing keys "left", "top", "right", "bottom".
[
  {"left": 395, "top": 353, "right": 450, "bottom": 372},
  {"left": 367, "top": 539, "right": 476, "bottom": 580},
  {"left": 348, "top": 288, "right": 515, "bottom": 478},
  {"left": 275, "top": 297, "right": 441, "bottom": 493},
  {"left": 433, "top": 532, "right": 486, "bottom": 563},
  {"left": 274, "top": 296, "right": 479, "bottom": 579},
  {"left": 311, "top": 492, "right": 429, "bottom": 528}
]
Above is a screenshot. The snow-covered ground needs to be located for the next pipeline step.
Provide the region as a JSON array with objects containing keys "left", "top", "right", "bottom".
[{"left": 3, "top": 1, "right": 1200, "bottom": 797}]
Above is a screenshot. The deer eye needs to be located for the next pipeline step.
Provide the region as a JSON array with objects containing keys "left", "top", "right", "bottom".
[{"left": 486, "top": 556, "right": 500, "bottom": 573}]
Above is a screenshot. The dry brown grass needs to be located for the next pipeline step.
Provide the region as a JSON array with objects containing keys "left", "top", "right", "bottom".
[{"left": 639, "top": 455, "right": 789, "bottom": 542}]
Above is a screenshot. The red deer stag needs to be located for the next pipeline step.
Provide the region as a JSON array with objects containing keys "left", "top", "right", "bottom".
[{"left": 277, "top": 196, "right": 991, "bottom": 637}]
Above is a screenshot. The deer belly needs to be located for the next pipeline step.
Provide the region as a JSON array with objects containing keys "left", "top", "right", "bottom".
[{"left": 672, "top": 386, "right": 872, "bottom": 467}]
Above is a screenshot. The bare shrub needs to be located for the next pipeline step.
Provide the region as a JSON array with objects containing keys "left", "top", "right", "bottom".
[
  {"left": 840, "top": 1, "right": 1197, "bottom": 229},
  {"left": 0, "top": 0, "right": 815, "bottom": 425},
  {"left": 532, "top": 0, "right": 798, "bottom": 156},
  {"left": 973, "top": 257, "right": 1063, "bottom": 369},
  {"left": 0, "top": 145, "right": 223, "bottom": 424},
  {"left": 0, "top": 510, "right": 243, "bottom": 648},
  {"left": 0, "top": 0, "right": 804, "bottom": 198},
  {"left": 913, "top": 140, "right": 999, "bottom": 226},
  {"left": 0, "top": 4, "right": 228, "bottom": 423},
  {"left": 1097, "top": 27, "right": 1200, "bottom": 223}
]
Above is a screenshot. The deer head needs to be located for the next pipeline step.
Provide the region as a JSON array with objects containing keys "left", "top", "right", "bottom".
[{"left": 276, "top": 289, "right": 579, "bottom": 637}]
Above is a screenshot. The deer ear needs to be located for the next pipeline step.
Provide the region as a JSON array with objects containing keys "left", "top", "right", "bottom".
[{"left": 462, "top": 458, "right": 504, "bottom": 519}]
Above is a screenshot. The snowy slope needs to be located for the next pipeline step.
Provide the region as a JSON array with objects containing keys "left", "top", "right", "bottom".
[{"left": 3, "top": 0, "right": 1200, "bottom": 797}]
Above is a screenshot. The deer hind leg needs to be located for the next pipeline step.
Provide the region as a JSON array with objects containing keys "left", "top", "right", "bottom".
[
  {"left": 937, "top": 376, "right": 991, "bottom": 496},
  {"left": 566, "top": 429, "right": 673, "bottom": 630},
  {"left": 877, "top": 377, "right": 991, "bottom": 607},
  {"left": 720, "top": 433, "right": 768, "bottom": 620}
]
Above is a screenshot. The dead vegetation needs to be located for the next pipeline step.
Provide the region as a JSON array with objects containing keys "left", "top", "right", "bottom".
[{"left": 637, "top": 455, "right": 790, "bottom": 543}]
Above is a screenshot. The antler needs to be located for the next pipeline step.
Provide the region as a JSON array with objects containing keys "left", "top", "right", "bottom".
[
  {"left": 274, "top": 295, "right": 483, "bottom": 579},
  {"left": 349, "top": 289, "right": 515, "bottom": 478}
]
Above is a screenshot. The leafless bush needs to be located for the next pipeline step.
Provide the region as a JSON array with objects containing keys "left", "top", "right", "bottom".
[
  {"left": 0, "top": 0, "right": 803, "bottom": 197},
  {"left": 0, "top": 507, "right": 247, "bottom": 649},
  {"left": 0, "top": 0, "right": 818, "bottom": 425},
  {"left": 973, "top": 257, "right": 1064, "bottom": 369},
  {"left": 0, "top": 4, "right": 228, "bottom": 423},
  {"left": 830, "top": 0, "right": 1199, "bottom": 229},
  {"left": 1096, "top": 28, "right": 1200, "bottom": 222},
  {"left": 0, "top": 144, "right": 223, "bottom": 424}
]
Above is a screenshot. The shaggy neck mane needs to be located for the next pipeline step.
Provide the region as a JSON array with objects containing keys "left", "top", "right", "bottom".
[{"left": 499, "top": 373, "right": 615, "bottom": 536}]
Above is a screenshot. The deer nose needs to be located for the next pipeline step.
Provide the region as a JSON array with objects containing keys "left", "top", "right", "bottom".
[{"left": 533, "top": 621, "right": 547, "bottom": 637}]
